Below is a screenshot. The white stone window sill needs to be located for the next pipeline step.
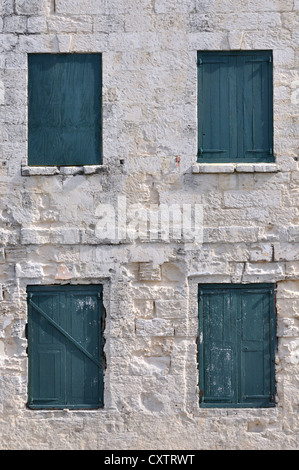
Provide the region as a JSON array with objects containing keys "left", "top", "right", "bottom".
[
  {"left": 21, "top": 165, "right": 108, "bottom": 176},
  {"left": 192, "top": 163, "right": 278, "bottom": 174}
]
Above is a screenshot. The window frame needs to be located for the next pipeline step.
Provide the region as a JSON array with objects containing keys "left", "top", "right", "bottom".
[
  {"left": 198, "top": 283, "right": 276, "bottom": 409},
  {"left": 197, "top": 50, "right": 274, "bottom": 164}
]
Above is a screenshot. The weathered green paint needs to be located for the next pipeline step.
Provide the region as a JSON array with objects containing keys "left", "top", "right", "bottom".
[
  {"left": 198, "top": 284, "right": 276, "bottom": 408},
  {"left": 28, "top": 53, "right": 102, "bottom": 166},
  {"left": 197, "top": 51, "right": 274, "bottom": 163},
  {"left": 27, "top": 285, "right": 104, "bottom": 409}
]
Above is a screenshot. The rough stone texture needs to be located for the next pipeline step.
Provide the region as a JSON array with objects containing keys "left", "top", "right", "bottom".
[{"left": 0, "top": 0, "right": 298, "bottom": 451}]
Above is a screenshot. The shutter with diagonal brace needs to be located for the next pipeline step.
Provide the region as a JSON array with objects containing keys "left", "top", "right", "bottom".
[{"left": 27, "top": 285, "right": 104, "bottom": 409}]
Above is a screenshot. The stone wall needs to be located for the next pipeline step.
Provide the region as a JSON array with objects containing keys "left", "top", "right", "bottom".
[{"left": 0, "top": 0, "right": 298, "bottom": 450}]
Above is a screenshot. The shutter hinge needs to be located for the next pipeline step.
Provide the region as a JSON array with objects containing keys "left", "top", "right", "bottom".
[
  {"left": 25, "top": 323, "right": 28, "bottom": 339},
  {"left": 199, "top": 389, "right": 204, "bottom": 398},
  {"left": 269, "top": 56, "right": 272, "bottom": 63},
  {"left": 197, "top": 58, "right": 202, "bottom": 66}
]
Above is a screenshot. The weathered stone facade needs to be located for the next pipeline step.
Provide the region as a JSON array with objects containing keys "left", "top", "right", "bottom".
[{"left": 0, "top": 0, "right": 298, "bottom": 450}]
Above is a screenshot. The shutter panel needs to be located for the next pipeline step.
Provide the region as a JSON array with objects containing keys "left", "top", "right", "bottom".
[
  {"left": 199, "top": 284, "right": 275, "bottom": 408},
  {"left": 27, "top": 285, "right": 103, "bottom": 409},
  {"left": 239, "top": 289, "right": 275, "bottom": 406},
  {"left": 241, "top": 52, "right": 273, "bottom": 161},
  {"left": 28, "top": 292, "right": 66, "bottom": 406},
  {"left": 198, "top": 54, "right": 231, "bottom": 161},
  {"left": 67, "top": 290, "right": 103, "bottom": 407},
  {"left": 197, "top": 51, "right": 273, "bottom": 163},
  {"left": 200, "top": 290, "right": 236, "bottom": 404},
  {"left": 28, "top": 54, "right": 102, "bottom": 166}
]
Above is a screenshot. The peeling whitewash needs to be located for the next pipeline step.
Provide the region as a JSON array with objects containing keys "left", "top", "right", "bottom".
[{"left": 0, "top": 0, "right": 298, "bottom": 450}]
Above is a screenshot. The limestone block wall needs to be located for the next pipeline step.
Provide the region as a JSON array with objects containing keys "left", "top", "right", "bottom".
[{"left": 0, "top": 0, "right": 298, "bottom": 450}]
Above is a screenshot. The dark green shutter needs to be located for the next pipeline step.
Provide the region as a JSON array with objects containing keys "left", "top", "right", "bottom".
[
  {"left": 200, "top": 289, "right": 237, "bottom": 404},
  {"left": 198, "top": 51, "right": 273, "bottom": 163},
  {"left": 198, "top": 54, "right": 231, "bottom": 161},
  {"left": 198, "top": 284, "right": 276, "bottom": 408},
  {"left": 28, "top": 54, "right": 102, "bottom": 166},
  {"left": 27, "top": 285, "right": 104, "bottom": 409}
]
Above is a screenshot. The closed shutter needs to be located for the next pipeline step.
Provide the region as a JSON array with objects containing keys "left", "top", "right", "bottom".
[
  {"left": 28, "top": 54, "right": 102, "bottom": 166},
  {"left": 198, "top": 54, "right": 231, "bottom": 161},
  {"left": 239, "top": 290, "right": 274, "bottom": 405},
  {"left": 198, "top": 284, "right": 276, "bottom": 408},
  {"left": 241, "top": 53, "right": 273, "bottom": 161},
  {"left": 197, "top": 51, "right": 273, "bottom": 163},
  {"left": 27, "top": 285, "right": 104, "bottom": 409},
  {"left": 200, "top": 289, "right": 237, "bottom": 404}
]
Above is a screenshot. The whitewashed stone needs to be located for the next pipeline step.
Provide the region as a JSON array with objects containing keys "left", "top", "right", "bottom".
[
  {"left": 285, "top": 261, "right": 299, "bottom": 276},
  {"left": 51, "top": 228, "right": 80, "bottom": 245},
  {"left": 21, "top": 166, "right": 59, "bottom": 176},
  {"left": 135, "top": 318, "right": 174, "bottom": 337},
  {"left": 155, "top": 300, "right": 186, "bottom": 318},
  {"left": 223, "top": 190, "right": 281, "bottom": 208},
  {"left": 15, "top": 262, "right": 44, "bottom": 278},
  {"left": 249, "top": 244, "right": 273, "bottom": 262},
  {"left": 0, "top": 80, "right": 4, "bottom": 105},
  {"left": 15, "top": 0, "right": 49, "bottom": 15},
  {"left": 134, "top": 299, "right": 154, "bottom": 318},
  {"left": 56, "top": 0, "right": 106, "bottom": 14},
  {"left": 3, "top": 15, "right": 26, "bottom": 33},
  {"left": 57, "top": 34, "right": 72, "bottom": 53},
  {"left": 288, "top": 226, "right": 299, "bottom": 242},
  {"left": 27, "top": 16, "right": 47, "bottom": 33},
  {"left": 139, "top": 262, "right": 161, "bottom": 281},
  {"left": 192, "top": 163, "right": 235, "bottom": 173},
  {"left": 47, "top": 15, "right": 93, "bottom": 33},
  {"left": 0, "top": 248, "right": 5, "bottom": 263},
  {"left": 244, "top": 262, "right": 285, "bottom": 280},
  {"left": 0, "top": 0, "right": 14, "bottom": 16},
  {"left": 20, "top": 228, "right": 51, "bottom": 244},
  {"left": 0, "top": 0, "right": 298, "bottom": 452},
  {"left": 130, "top": 355, "right": 171, "bottom": 376}
]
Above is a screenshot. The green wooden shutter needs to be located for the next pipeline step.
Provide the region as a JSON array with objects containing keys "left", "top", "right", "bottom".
[
  {"left": 28, "top": 54, "right": 102, "bottom": 166},
  {"left": 239, "top": 289, "right": 275, "bottom": 405},
  {"left": 200, "top": 290, "right": 237, "bottom": 404},
  {"left": 198, "top": 284, "right": 276, "bottom": 408},
  {"left": 197, "top": 51, "right": 273, "bottom": 163},
  {"left": 198, "top": 54, "right": 231, "bottom": 161},
  {"left": 240, "top": 53, "right": 273, "bottom": 161},
  {"left": 27, "top": 285, "right": 104, "bottom": 409}
]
